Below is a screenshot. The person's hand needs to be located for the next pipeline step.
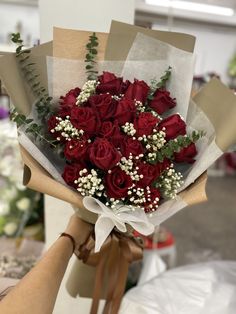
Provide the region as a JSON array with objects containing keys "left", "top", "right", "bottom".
[{"left": 64, "top": 213, "right": 93, "bottom": 252}]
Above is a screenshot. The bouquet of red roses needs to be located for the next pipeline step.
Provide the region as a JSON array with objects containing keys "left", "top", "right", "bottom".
[
  {"left": 46, "top": 67, "right": 202, "bottom": 249},
  {"left": 1, "top": 23, "right": 236, "bottom": 310}
]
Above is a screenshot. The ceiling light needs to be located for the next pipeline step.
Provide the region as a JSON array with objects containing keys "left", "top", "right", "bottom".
[{"left": 145, "top": 0, "right": 234, "bottom": 17}]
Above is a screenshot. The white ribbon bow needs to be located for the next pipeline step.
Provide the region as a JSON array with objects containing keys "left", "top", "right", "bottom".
[{"left": 83, "top": 196, "right": 154, "bottom": 252}]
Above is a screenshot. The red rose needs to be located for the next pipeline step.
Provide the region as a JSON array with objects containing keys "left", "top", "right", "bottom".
[
  {"left": 104, "top": 166, "right": 133, "bottom": 199},
  {"left": 124, "top": 79, "right": 150, "bottom": 103},
  {"left": 174, "top": 143, "right": 197, "bottom": 164},
  {"left": 134, "top": 112, "right": 159, "bottom": 137},
  {"left": 62, "top": 163, "right": 84, "bottom": 188},
  {"left": 158, "top": 114, "right": 186, "bottom": 140},
  {"left": 97, "top": 72, "right": 123, "bottom": 95},
  {"left": 71, "top": 107, "right": 98, "bottom": 135},
  {"left": 98, "top": 71, "right": 117, "bottom": 84},
  {"left": 58, "top": 103, "right": 75, "bottom": 118},
  {"left": 88, "top": 94, "right": 117, "bottom": 120},
  {"left": 136, "top": 162, "right": 159, "bottom": 188},
  {"left": 120, "top": 79, "right": 131, "bottom": 94},
  {"left": 100, "top": 121, "right": 123, "bottom": 147},
  {"left": 149, "top": 89, "right": 176, "bottom": 115},
  {"left": 64, "top": 139, "right": 89, "bottom": 163},
  {"left": 155, "top": 159, "right": 171, "bottom": 176},
  {"left": 89, "top": 138, "right": 121, "bottom": 170},
  {"left": 144, "top": 187, "right": 161, "bottom": 213},
  {"left": 47, "top": 115, "right": 60, "bottom": 139},
  {"left": 97, "top": 72, "right": 131, "bottom": 95},
  {"left": 120, "top": 137, "right": 144, "bottom": 159},
  {"left": 60, "top": 87, "right": 81, "bottom": 106},
  {"left": 114, "top": 99, "right": 137, "bottom": 125}
]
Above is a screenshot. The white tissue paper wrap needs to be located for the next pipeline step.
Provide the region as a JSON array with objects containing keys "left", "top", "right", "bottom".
[
  {"left": 119, "top": 261, "right": 236, "bottom": 314},
  {"left": 18, "top": 33, "right": 223, "bottom": 251}
]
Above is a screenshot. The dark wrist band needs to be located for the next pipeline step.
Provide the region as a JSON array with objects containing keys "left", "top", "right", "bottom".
[{"left": 60, "top": 232, "right": 76, "bottom": 254}]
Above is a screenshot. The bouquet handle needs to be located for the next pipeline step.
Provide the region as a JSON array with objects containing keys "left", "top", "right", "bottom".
[{"left": 77, "top": 231, "right": 143, "bottom": 314}]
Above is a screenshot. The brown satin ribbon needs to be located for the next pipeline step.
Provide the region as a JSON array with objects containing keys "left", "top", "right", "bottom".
[{"left": 76, "top": 230, "right": 143, "bottom": 314}]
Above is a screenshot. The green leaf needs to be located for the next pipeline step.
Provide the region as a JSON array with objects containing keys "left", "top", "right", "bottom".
[
  {"left": 25, "top": 119, "right": 34, "bottom": 123},
  {"left": 86, "top": 65, "right": 93, "bottom": 70}
]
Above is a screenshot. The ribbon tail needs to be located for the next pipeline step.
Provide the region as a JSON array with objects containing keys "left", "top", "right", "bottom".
[{"left": 94, "top": 216, "right": 114, "bottom": 253}]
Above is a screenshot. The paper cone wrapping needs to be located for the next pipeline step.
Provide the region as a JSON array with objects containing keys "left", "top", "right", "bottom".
[{"left": 1, "top": 21, "right": 236, "bottom": 298}]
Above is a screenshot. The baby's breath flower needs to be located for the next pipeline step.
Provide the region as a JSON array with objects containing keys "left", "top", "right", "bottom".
[
  {"left": 122, "top": 122, "right": 136, "bottom": 136},
  {"left": 76, "top": 80, "right": 98, "bottom": 104},
  {"left": 156, "top": 165, "right": 183, "bottom": 199},
  {"left": 135, "top": 100, "right": 146, "bottom": 112},
  {"left": 76, "top": 169, "right": 104, "bottom": 197},
  {"left": 51, "top": 116, "right": 84, "bottom": 140}
]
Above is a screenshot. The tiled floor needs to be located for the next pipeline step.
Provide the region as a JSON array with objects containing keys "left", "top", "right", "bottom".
[{"left": 165, "top": 176, "right": 236, "bottom": 266}]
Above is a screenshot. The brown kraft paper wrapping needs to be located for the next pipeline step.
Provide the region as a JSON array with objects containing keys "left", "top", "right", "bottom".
[{"left": 193, "top": 78, "right": 236, "bottom": 152}]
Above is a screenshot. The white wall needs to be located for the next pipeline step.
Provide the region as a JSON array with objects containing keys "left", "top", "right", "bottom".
[
  {"left": 153, "top": 22, "right": 236, "bottom": 84},
  {"left": 39, "top": 0, "right": 135, "bottom": 42},
  {"left": 0, "top": 3, "right": 39, "bottom": 49}
]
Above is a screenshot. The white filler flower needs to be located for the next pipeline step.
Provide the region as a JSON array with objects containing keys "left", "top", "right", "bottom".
[
  {"left": 16, "top": 197, "right": 31, "bottom": 212},
  {"left": 4, "top": 222, "right": 18, "bottom": 236},
  {"left": 0, "top": 201, "right": 10, "bottom": 216}
]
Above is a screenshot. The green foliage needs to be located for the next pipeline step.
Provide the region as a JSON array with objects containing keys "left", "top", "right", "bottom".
[
  {"left": 149, "top": 130, "right": 205, "bottom": 164},
  {"left": 10, "top": 109, "right": 57, "bottom": 147},
  {"left": 85, "top": 32, "right": 99, "bottom": 80},
  {"left": 148, "top": 66, "right": 172, "bottom": 100},
  {"left": 11, "top": 33, "right": 57, "bottom": 147},
  {"left": 11, "top": 32, "right": 53, "bottom": 120}
]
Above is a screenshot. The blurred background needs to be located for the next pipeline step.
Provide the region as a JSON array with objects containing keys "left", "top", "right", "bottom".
[{"left": 0, "top": 0, "right": 236, "bottom": 305}]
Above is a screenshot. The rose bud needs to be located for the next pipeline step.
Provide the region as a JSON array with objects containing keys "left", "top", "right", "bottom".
[
  {"left": 64, "top": 139, "right": 89, "bottom": 163},
  {"left": 120, "top": 137, "right": 144, "bottom": 159},
  {"left": 124, "top": 79, "right": 150, "bottom": 103},
  {"left": 174, "top": 143, "right": 197, "bottom": 164},
  {"left": 134, "top": 112, "right": 159, "bottom": 137},
  {"left": 158, "top": 114, "right": 186, "bottom": 140},
  {"left": 89, "top": 138, "right": 121, "bottom": 170},
  {"left": 104, "top": 166, "right": 133, "bottom": 199},
  {"left": 144, "top": 187, "right": 161, "bottom": 213},
  {"left": 114, "top": 98, "right": 137, "bottom": 125},
  {"left": 88, "top": 94, "right": 117, "bottom": 120},
  {"left": 149, "top": 89, "right": 176, "bottom": 115},
  {"left": 97, "top": 71, "right": 123, "bottom": 95},
  {"left": 71, "top": 106, "right": 99, "bottom": 136},
  {"left": 62, "top": 163, "right": 84, "bottom": 188}
]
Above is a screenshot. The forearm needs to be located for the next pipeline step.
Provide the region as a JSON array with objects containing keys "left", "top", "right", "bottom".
[{"left": 0, "top": 236, "right": 72, "bottom": 314}]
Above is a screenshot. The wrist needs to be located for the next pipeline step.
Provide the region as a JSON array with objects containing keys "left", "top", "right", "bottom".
[{"left": 59, "top": 233, "right": 76, "bottom": 255}]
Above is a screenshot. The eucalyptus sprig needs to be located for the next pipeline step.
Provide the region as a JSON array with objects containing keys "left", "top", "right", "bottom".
[
  {"left": 10, "top": 108, "right": 57, "bottom": 147},
  {"left": 11, "top": 33, "right": 56, "bottom": 147},
  {"left": 11, "top": 32, "right": 53, "bottom": 121},
  {"left": 148, "top": 66, "right": 172, "bottom": 101},
  {"left": 148, "top": 130, "right": 205, "bottom": 164},
  {"left": 85, "top": 32, "right": 99, "bottom": 80}
]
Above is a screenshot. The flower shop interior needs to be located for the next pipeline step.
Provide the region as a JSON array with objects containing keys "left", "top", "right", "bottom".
[{"left": 1, "top": 0, "right": 236, "bottom": 313}]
